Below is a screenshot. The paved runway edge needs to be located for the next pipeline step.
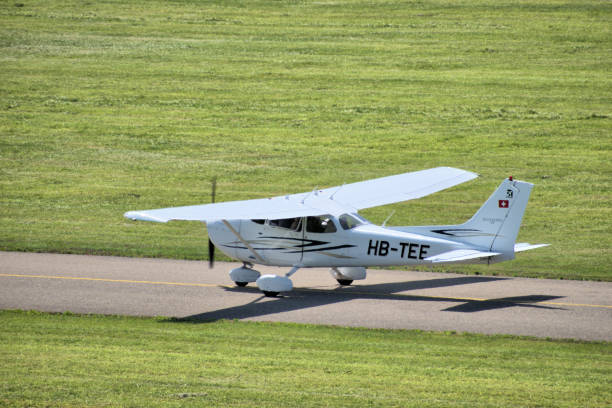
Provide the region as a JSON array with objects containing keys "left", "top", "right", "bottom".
[{"left": 1, "top": 252, "right": 611, "bottom": 341}]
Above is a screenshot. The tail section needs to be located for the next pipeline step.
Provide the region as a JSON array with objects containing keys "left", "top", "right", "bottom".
[
  {"left": 458, "top": 177, "right": 532, "bottom": 254},
  {"left": 392, "top": 176, "right": 548, "bottom": 263},
  {"left": 427, "top": 177, "right": 533, "bottom": 259}
]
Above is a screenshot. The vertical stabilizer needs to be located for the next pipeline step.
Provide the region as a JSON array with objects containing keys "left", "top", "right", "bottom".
[
  {"left": 392, "top": 176, "right": 544, "bottom": 263},
  {"left": 460, "top": 178, "right": 533, "bottom": 254}
]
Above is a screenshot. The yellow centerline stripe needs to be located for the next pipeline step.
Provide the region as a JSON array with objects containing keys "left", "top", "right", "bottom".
[
  {"left": 539, "top": 301, "right": 612, "bottom": 309},
  {"left": 2, "top": 273, "right": 611, "bottom": 309},
  {"left": 0, "top": 273, "right": 225, "bottom": 289}
]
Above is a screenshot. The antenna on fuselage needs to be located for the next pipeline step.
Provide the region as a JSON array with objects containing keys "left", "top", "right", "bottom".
[{"left": 382, "top": 210, "right": 396, "bottom": 227}]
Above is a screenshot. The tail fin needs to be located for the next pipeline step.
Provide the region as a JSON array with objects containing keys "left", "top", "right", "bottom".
[
  {"left": 461, "top": 177, "right": 533, "bottom": 254},
  {"left": 429, "top": 178, "right": 533, "bottom": 259}
]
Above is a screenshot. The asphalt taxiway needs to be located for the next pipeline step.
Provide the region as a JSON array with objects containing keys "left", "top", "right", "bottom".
[{"left": 0, "top": 251, "right": 610, "bottom": 341}]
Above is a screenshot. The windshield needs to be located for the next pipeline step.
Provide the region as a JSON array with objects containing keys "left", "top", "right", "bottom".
[{"left": 338, "top": 213, "right": 367, "bottom": 230}]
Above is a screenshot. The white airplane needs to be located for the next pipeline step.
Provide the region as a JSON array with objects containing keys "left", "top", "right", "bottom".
[{"left": 125, "top": 167, "right": 548, "bottom": 297}]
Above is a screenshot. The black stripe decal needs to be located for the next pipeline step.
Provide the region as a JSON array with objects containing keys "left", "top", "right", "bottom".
[
  {"left": 258, "top": 236, "right": 328, "bottom": 248},
  {"left": 288, "top": 244, "right": 356, "bottom": 254},
  {"left": 431, "top": 229, "right": 496, "bottom": 237}
]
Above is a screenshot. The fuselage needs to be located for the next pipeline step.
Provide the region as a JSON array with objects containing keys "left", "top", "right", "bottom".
[{"left": 207, "top": 213, "right": 472, "bottom": 268}]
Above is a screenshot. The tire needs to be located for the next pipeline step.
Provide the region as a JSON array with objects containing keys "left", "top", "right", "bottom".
[
  {"left": 235, "top": 282, "right": 248, "bottom": 287},
  {"left": 263, "top": 291, "right": 279, "bottom": 297},
  {"left": 337, "top": 279, "right": 353, "bottom": 286}
]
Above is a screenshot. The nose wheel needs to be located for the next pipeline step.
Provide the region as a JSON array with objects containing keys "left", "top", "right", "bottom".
[
  {"left": 229, "top": 263, "right": 260, "bottom": 287},
  {"left": 336, "top": 279, "right": 353, "bottom": 286}
]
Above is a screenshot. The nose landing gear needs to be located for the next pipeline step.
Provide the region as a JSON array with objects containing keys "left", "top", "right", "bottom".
[{"left": 229, "top": 263, "right": 261, "bottom": 287}]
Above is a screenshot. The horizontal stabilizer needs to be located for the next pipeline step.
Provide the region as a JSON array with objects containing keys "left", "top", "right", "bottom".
[
  {"left": 425, "top": 249, "right": 501, "bottom": 263},
  {"left": 514, "top": 243, "right": 550, "bottom": 253}
]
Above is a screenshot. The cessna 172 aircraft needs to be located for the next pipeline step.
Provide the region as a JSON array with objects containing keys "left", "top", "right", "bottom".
[{"left": 125, "top": 167, "right": 547, "bottom": 296}]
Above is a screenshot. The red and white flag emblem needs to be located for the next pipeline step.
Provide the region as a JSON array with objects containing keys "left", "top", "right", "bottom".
[{"left": 498, "top": 199, "right": 509, "bottom": 208}]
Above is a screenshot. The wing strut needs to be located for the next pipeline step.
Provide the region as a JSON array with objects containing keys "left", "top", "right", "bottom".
[{"left": 221, "top": 220, "right": 266, "bottom": 264}]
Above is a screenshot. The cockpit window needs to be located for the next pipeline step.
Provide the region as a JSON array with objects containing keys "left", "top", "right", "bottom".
[
  {"left": 338, "top": 213, "right": 365, "bottom": 230},
  {"left": 306, "top": 215, "right": 337, "bottom": 233},
  {"left": 269, "top": 217, "right": 302, "bottom": 231},
  {"left": 251, "top": 219, "right": 265, "bottom": 225}
]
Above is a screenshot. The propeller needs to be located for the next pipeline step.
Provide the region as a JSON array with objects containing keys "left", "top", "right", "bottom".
[
  {"left": 208, "top": 177, "right": 217, "bottom": 268},
  {"left": 208, "top": 238, "right": 215, "bottom": 269}
]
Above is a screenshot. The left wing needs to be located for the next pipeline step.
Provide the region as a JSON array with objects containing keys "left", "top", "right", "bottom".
[
  {"left": 124, "top": 167, "right": 477, "bottom": 223},
  {"left": 124, "top": 194, "right": 348, "bottom": 223}
]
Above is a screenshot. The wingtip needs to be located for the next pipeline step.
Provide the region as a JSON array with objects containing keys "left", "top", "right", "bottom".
[
  {"left": 124, "top": 211, "right": 169, "bottom": 223},
  {"left": 444, "top": 166, "right": 479, "bottom": 180}
]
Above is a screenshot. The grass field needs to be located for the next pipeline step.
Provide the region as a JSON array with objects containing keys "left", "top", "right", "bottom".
[
  {"left": 0, "top": 0, "right": 610, "bottom": 280},
  {"left": 0, "top": 310, "right": 610, "bottom": 407}
]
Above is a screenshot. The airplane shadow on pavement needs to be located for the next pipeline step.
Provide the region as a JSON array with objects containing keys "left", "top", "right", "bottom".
[{"left": 172, "top": 275, "right": 565, "bottom": 323}]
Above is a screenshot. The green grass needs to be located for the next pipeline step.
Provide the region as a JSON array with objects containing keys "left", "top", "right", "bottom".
[
  {"left": 0, "top": 310, "right": 610, "bottom": 407},
  {"left": 0, "top": 0, "right": 610, "bottom": 280}
]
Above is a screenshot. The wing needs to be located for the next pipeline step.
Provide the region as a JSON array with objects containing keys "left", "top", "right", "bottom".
[
  {"left": 124, "top": 167, "right": 478, "bottom": 223},
  {"left": 317, "top": 166, "right": 477, "bottom": 211}
]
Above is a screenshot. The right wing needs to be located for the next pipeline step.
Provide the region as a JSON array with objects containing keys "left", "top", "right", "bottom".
[
  {"left": 318, "top": 166, "right": 478, "bottom": 211},
  {"left": 124, "top": 167, "right": 477, "bottom": 223}
]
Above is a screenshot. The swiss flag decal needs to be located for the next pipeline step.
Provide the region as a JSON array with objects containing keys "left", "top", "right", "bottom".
[{"left": 498, "top": 199, "right": 509, "bottom": 208}]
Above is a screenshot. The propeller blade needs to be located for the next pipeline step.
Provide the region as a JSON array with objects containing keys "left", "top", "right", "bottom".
[
  {"left": 208, "top": 238, "right": 215, "bottom": 269},
  {"left": 208, "top": 177, "right": 217, "bottom": 268}
]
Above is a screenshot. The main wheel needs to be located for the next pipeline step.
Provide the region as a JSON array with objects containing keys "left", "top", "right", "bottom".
[
  {"left": 337, "top": 279, "right": 353, "bottom": 286},
  {"left": 263, "top": 291, "right": 279, "bottom": 297},
  {"left": 235, "top": 281, "right": 248, "bottom": 287}
]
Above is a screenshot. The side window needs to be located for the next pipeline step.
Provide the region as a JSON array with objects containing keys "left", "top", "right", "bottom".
[
  {"left": 269, "top": 217, "right": 302, "bottom": 231},
  {"left": 306, "top": 215, "right": 337, "bottom": 233}
]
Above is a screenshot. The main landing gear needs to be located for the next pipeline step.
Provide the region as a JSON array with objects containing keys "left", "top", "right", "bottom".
[
  {"left": 330, "top": 267, "right": 366, "bottom": 287},
  {"left": 229, "top": 264, "right": 297, "bottom": 297},
  {"left": 256, "top": 266, "right": 299, "bottom": 297},
  {"left": 229, "top": 265, "right": 367, "bottom": 297}
]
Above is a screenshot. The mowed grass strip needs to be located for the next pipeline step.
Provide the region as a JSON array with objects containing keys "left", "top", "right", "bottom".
[
  {"left": 0, "top": 0, "right": 610, "bottom": 280},
  {"left": 0, "top": 310, "right": 610, "bottom": 407}
]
